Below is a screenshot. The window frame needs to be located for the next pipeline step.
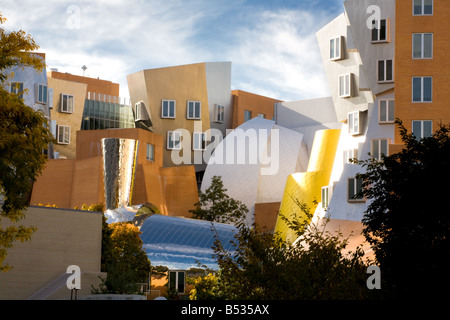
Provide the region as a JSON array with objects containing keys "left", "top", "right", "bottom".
[
  {"left": 187, "top": 100, "right": 201, "bottom": 120},
  {"left": 377, "top": 60, "right": 394, "bottom": 83},
  {"left": 412, "top": 120, "right": 433, "bottom": 141},
  {"left": 35, "top": 83, "right": 48, "bottom": 104},
  {"left": 329, "top": 36, "right": 343, "bottom": 61},
  {"left": 57, "top": 125, "right": 70, "bottom": 145},
  {"left": 214, "top": 104, "right": 225, "bottom": 123},
  {"left": 146, "top": 143, "right": 155, "bottom": 162},
  {"left": 167, "top": 131, "right": 181, "bottom": 150},
  {"left": 412, "top": 33, "right": 433, "bottom": 59},
  {"left": 321, "top": 186, "right": 332, "bottom": 209},
  {"left": 338, "top": 73, "right": 353, "bottom": 98},
  {"left": 61, "top": 93, "right": 74, "bottom": 113},
  {"left": 348, "top": 177, "right": 365, "bottom": 203},
  {"left": 371, "top": 19, "right": 389, "bottom": 43},
  {"left": 161, "top": 99, "right": 176, "bottom": 119},
  {"left": 10, "top": 81, "right": 24, "bottom": 99},
  {"left": 379, "top": 99, "right": 395, "bottom": 124},
  {"left": 168, "top": 270, "right": 185, "bottom": 295},
  {"left": 348, "top": 111, "right": 361, "bottom": 135},
  {"left": 343, "top": 148, "right": 358, "bottom": 164},
  {"left": 413, "top": 0, "right": 433, "bottom": 16},
  {"left": 193, "top": 132, "right": 207, "bottom": 151},
  {"left": 412, "top": 76, "right": 432, "bottom": 103},
  {"left": 244, "top": 110, "right": 252, "bottom": 122},
  {"left": 371, "top": 138, "right": 389, "bottom": 161}
]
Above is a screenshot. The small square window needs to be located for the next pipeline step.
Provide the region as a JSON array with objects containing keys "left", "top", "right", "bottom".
[
  {"left": 57, "top": 125, "right": 70, "bottom": 144},
  {"left": 187, "top": 101, "right": 201, "bottom": 119},
  {"left": 379, "top": 100, "right": 395, "bottom": 123},
  {"left": 330, "top": 36, "right": 343, "bottom": 60},
  {"left": 344, "top": 149, "right": 358, "bottom": 164},
  {"left": 413, "top": 0, "right": 433, "bottom": 15},
  {"left": 167, "top": 131, "right": 181, "bottom": 150},
  {"left": 412, "top": 77, "right": 432, "bottom": 102},
  {"left": 413, "top": 33, "right": 433, "bottom": 59},
  {"left": 412, "top": 120, "right": 432, "bottom": 141},
  {"left": 371, "top": 19, "right": 389, "bottom": 43},
  {"left": 61, "top": 94, "right": 74, "bottom": 113},
  {"left": 162, "top": 100, "right": 176, "bottom": 118},
  {"left": 146, "top": 144, "right": 155, "bottom": 161},
  {"left": 214, "top": 104, "right": 224, "bottom": 123},
  {"left": 193, "top": 132, "right": 207, "bottom": 151},
  {"left": 348, "top": 177, "right": 364, "bottom": 202}
]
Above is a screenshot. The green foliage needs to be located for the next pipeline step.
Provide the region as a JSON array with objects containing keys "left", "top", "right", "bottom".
[
  {"left": 355, "top": 119, "right": 450, "bottom": 299},
  {"left": 94, "top": 222, "right": 151, "bottom": 294},
  {"left": 190, "top": 176, "right": 248, "bottom": 224},
  {"left": 0, "top": 12, "right": 54, "bottom": 272},
  {"left": 192, "top": 199, "right": 371, "bottom": 300}
]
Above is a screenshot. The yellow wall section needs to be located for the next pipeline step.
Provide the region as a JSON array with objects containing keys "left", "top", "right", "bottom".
[{"left": 274, "top": 129, "right": 341, "bottom": 243}]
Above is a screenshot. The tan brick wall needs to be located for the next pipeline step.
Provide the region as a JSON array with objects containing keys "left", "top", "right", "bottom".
[{"left": 0, "top": 206, "right": 102, "bottom": 300}]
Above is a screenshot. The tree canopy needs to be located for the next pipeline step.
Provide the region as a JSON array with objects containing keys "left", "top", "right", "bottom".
[
  {"left": 190, "top": 176, "right": 248, "bottom": 224},
  {"left": 0, "top": 12, "right": 53, "bottom": 271},
  {"left": 356, "top": 120, "right": 450, "bottom": 299}
]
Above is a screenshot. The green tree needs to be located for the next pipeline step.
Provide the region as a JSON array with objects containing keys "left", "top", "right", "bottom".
[
  {"left": 95, "top": 222, "right": 151, "bottom": 294},
  {"left": 0, "top": 13, "right": 53, "bottom": 272},
  {"left": 190, "top": 176, "right": 248, "bottom": 224},
  {"left": 193, "top": 199, "right": 371, "bottom": 300},
  {"left": 355, "top": 120, "right": 450, "bottom": 299}
]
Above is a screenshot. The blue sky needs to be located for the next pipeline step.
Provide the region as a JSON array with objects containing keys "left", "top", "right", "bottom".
[{"left": 1, "top": 0, "right": 344, "bottom": 101}]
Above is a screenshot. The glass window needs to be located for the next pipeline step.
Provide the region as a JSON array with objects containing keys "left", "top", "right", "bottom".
[
  {"left": 413, "top": 33, "right": 433, "bottom": 59},
  {"left": 244, "top": 110, "right": 252, "bottom": 122},
  {"left": 348, "top": 178, "right": 364, "bottom": 202},
  {"left": 371, "top": 19, "right": 388, "bottom": 42},
  {"left": 378, "top": 60, "right": 393, "bottom": 83},
  {"left": 412, "top": 77, "right": 432, "bottom": 102},
  {"left": 214, "top": 104, "right": 224, "bottom": 123},
  {"left": 10, "top": 82, "right": 23, "bottom": 99},
  {"left": 372, "top": 139, "right": 389, "bottom": 161},
  {"left": 412, "top": 120, "right": 432, "bottom": 141},
  {"left": 330, "top": 36, "right": 342, "bottom": 60},
  {"left": 379, "top": 100, "right": 395, "bottom": 123},
  {"left": 339, "top": 73, "right": 352, "bottom": 98},
  {"left": 348, "top": 111, "right": 361, "bottom": 135},
  {"left": 36, "top": 84, "right": 48, "bottom": 104},
  {"left": 146, "top": 144, "right": 155, "bottom": 161},
  {"left": 61, "top": 94, "right": 74, "bottom": 113},
  {"left": 321, "top": 186, "right": 330, "bottom": 209},
  {"left": 167, "top": 131, "right": 181, "bottom": 150},
  {"left": 162, "top": 100, "right": 175, "bottom": 118},
  {"left": 344, "top": 149, "right": 358, "bottom": 164},
  {"left": 187, "top": 101, "right": 201, "bottom": 119},
  {"left": 169, "top": 271, "right": 185, "bottom": 294},
  {"left": 414, "top": 0, "right": 433, "bottom": 15},
  {"left": 193, "top": 132, "right": 206, "bottom": 151},
  {"left": 57, "top": 125, "right": 70, "bottom": 144}
]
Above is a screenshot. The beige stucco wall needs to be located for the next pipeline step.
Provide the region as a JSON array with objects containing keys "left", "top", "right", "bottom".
[
  {"left": 0, "top": 206, "right": 103, "bottom": 300},
  {"left": 48, "top": 77, "right": 88, "bottom": 159}
]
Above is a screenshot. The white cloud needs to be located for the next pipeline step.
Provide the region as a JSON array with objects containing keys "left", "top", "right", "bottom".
[{"left": 2, "top": 0, "right": 337, "bottom": 101}]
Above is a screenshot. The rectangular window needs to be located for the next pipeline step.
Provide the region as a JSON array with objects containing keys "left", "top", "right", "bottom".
[
  {"left": 146, "top": 143, "right": 155, "bottom": 161},
  {"left": 413, "top": 0, "right": 433, "bottom": 15},
  {"left": 61, "top": 94, "right": 74, "bottom": 113},
  {"left": 169, "top": 271, "right": 185, "bottom": 295},
  {"left": 10, "top": 82, "right": 23, "bottom": 99},
  {"left": 412, "top": 77, "right": 432, "bottom": 102},
  {"left": 321, "top": 186, "right": 332, "bottom": 209},
  {"left": 57, "top": 125, "right": 70, "bottom": 144},
  {"left": 413, "top": 33, "right": 433, "bottom": 59},
  {"left": 348, "top": 111, "right": 361, "bottom": 135},
  {"left": 214, "top": 104, "right": 224, "bottom": 123},
  {"left": 187, "top": 101, "right": 201, "bottom": 119},
  {"left": 35, "top": 84, "right": 48, "bottom": 104},
  {"left": 193, "top": 132, "right": 207, "bottom": 151},
  {"left": 167, "top": 131, "right": 181, "bottom": 150},
  {"left": 371, "top": 19, "right": 388, "bottom": 42},
  {"left": 135, "top": 101, "right": 143, "bottom": 120},
  {"left": 162, "top": 100, "right": 176, "bottom": 118},
  {"left": 412, "top": 120, "right": 432, "bottom": 141},
  {"left": 330, "top": 36, "right": 343, "bottom": 60},
  {"left": 378, "top": 60, "right": 393, "bottom": 83},
  {"left": 344, "top": 149, "right": 358, "bottom": 164},
  {"left": 348, "top": 177, "right": 364, "bottom": 202},
  {"left": 338, "top": 73, "right": 352, "bottom": 98},
  {"left": 244, "top": 110, "right": 252, "bottom": 122},
  {"left": 371, "top": 139, "right": 389, "bottom": 161},
  {"left": 379, "top": 100, "right": 395, "bottom": 123}
]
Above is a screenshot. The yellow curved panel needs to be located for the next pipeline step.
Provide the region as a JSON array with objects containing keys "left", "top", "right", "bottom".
[{"left": 274, "top": 129, "right": 341, "bottom": 243}]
